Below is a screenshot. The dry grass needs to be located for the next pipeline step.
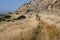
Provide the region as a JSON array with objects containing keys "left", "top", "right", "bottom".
[{"left": 0, "top": 11, "right": 60, "bottom": 40}]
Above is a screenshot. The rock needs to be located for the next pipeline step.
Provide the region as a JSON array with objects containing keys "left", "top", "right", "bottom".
[{"left": 18, "top": 0, "right": 60, "bottom": 14}]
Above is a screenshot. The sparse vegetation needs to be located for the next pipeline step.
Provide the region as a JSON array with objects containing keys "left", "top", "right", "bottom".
[
  {"left": 0, "top": 18, "right": 6, "bottom": 22},
  {"left": 16, "top": 15, "right": 26, "bottom": 20},
  {"left": 8, "top": 12, "right": 12, "bottom": 14},
  {"left": 0, "top": 29, "right": 4, "bottom": 32},
  {"left": 7, "top": 20, "right": 11, "bottom": 22},
  {"left": 3, "top": 15, "right": 11, "bottom": 19},
  {"left": 16, "top": 12, "right": 19, "bottom": 15},
  {"left": 26, "top": 9, "right": 32, "bottom": 13},
  {"left": 0, "top": 0, "right": 60, "bottom": 40}
]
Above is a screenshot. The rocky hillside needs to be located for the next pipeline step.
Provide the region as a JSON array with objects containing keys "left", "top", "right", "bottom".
[
  {"left": 0, "top": 0, "right": 60, "bottom": 40},
  {"left": 18, "top": 0, "right": 60, "bottom": 14}
]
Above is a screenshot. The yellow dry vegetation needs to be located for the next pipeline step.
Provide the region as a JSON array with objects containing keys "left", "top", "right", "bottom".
[{"left": 0, "top": 12, "right": 60, "bottom": 40}]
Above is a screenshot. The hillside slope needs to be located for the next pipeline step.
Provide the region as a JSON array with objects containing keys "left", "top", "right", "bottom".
[
  {"left": 18, "top": 0, "right": 60, "bottom": 14},
  {"left": 0, "top": 11, "right": 60, "bottom": 40},
  {"left": 0, "top": 0, "right": 60, "bottom": 40}
]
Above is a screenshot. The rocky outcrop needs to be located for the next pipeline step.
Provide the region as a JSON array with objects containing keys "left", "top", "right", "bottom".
[
  {"left": 17, "top": 0, "right": 60, "bottom": 14},
  {"left": 48, "top": 0, "right": 60, "bottom": 10}
]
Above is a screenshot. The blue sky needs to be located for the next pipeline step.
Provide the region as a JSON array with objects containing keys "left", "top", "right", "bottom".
[{"left": 0, "top": 0, "right": 31, "bottom": 13}]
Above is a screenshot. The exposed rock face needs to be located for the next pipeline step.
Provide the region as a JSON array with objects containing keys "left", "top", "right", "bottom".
[
  {"left": 48, "top": 0, "right": 60, "bottom": 10},
  {"left": 18, "top": 0, "right": 60, "bottom": 14}
]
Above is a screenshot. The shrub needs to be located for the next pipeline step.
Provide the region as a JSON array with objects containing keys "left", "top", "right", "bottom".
[
  {"left": 16, "top": 15, "right": 26, "bottom": 20},
  {"left": 0, "top": 18, "right": 6, "bottom": 22},
  {"left": 26, "top": 9, "right": 32, "bottom": 13},
  {"left": 16, "top": 12, "right": 19, "bottom": 15},
  {"left": 7, "top": 20, "right": 11, "bottom": 22},
  {"left": 3, "top": 15, "right": 11, "bottom": 19},
  {"left": 8, "top": 12, "right": 12, "bottom": 14}
]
